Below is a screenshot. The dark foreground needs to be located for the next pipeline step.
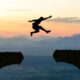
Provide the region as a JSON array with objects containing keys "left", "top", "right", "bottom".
[{"left": 0, "top": 55, "right": 80, "bottom": 80}]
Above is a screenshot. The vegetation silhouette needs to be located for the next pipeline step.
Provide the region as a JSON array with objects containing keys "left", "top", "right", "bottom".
[
  {"left": 0, "top": 52, "right": 24, "bottom": 69},
  {"left": 28, "top": 15, "right": 52, "bottom": 36},
  {"left": 53, "top": 50, "right": 80, "bottom": 69}
]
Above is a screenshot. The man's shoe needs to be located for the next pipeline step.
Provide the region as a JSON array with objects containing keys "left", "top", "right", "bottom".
[
  {"left": 30, "top": 32, "right": 33, "bottom": 36},
  {"left": 46, "top": 30, "right": 51, "bottom": 33}
]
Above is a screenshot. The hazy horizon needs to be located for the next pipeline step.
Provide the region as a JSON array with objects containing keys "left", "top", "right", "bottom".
[{"left": 0, "top": 34, "right": 79, "bottom": 56}]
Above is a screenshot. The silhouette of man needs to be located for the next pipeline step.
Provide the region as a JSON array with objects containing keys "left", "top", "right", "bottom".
[{"left": 28, "top": 16, "right": 52, "bottom": 36}]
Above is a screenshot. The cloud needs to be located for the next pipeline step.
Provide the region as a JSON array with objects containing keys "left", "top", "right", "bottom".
[
  {"left": 48, "top": 17, "right": 80, "bottom": 23},
  {"left": 8, "top": 9, "right": 31, "bottom": 12}
]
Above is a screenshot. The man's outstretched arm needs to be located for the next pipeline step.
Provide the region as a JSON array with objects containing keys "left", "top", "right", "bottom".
[
  {"left": 28, "top": 19, "right": 37, "bottom": 22},
  {"left": 43, "top": 16, "right": 52, "bottom": 20}
]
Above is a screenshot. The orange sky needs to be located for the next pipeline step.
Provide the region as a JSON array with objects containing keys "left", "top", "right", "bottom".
[{"left": 0, "top": 19, "right": 80, "bottom": 38}]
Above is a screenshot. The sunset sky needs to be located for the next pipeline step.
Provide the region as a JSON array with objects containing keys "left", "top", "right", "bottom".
[{"left": 0, "top": 0, "right": 80, "bottom": 37}]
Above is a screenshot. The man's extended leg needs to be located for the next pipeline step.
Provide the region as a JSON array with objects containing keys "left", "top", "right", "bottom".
[
  {"left": 39, "top": 26, "right": 51, "bottom": 33},
  {"left": 31, "top": 30, "right": 39, "bottom": 36}
]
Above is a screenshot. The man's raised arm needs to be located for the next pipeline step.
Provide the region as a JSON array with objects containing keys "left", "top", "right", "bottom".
[{"left": 43, "top": 16, "right": 52, "bottom": 20}]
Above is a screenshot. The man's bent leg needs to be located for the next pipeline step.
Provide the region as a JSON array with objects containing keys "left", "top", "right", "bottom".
[
  {"left": 39, "top": 26, "right": 51, "bottom": 33},
  {"left": 30, "top": 30, "right": 39, "bottom": 36}
]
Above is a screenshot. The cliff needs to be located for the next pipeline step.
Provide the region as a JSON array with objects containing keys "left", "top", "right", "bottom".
[
  {"left": 0, "top": 52, "right": 24, "bottom": 68},
  {"left": 53, "top": 50, "right": 80, "bottom": 69}
]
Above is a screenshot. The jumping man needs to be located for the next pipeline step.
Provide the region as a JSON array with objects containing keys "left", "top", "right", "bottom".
[{"left": 28, "top": 15, "right": 52, "bottom": 36}]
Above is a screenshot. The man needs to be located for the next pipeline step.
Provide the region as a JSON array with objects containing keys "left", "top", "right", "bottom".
[{"left": 28, "top": 15, "right": 52, "bottom": 36}]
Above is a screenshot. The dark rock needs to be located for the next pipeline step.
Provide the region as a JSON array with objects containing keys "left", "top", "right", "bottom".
[
  {"left": 53, "top": 50, "right": 80, "bottom": 69},
  {"left": 0, "top": 52, "right": 24, "bottom": 68}
]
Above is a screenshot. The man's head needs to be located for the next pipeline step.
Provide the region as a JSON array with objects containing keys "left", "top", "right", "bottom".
[{"left": 39, "top": 17, "right": 44, "bottom": 20}]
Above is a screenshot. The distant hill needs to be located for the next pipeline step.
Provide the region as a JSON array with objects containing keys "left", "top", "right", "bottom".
[{"left": 0, "top": 34, "right": 79, "bottom": 55}]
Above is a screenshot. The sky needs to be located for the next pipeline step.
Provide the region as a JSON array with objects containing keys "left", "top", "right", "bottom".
[{"left": 0, "top": 0, "right": 80, "bottom": 38}]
